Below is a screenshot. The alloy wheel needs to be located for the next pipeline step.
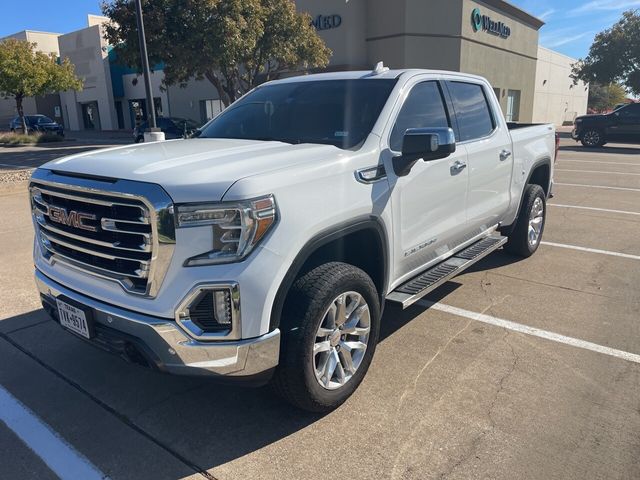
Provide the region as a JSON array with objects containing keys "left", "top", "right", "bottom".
[
  {"left": 583, "top": 130, "right": 601, "bottom": 147},
  {"left": 528, "top": 196, "right": 544, "bottom": 247},
  {"left": 313, "top": 291, "right": 371, "bottom": 390}
]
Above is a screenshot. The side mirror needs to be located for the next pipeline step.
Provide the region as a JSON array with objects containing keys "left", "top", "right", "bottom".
[{"left": 393, "top": 127, "right": 456, "bottom": 177}]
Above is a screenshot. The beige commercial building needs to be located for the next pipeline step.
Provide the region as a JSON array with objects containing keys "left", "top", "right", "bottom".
[
  {"left": 297, "top": 0, "right": 546, "bottom": 122},
  {"left": 2, "top": 2, "right": 588, "bottom": 131},
  {"left": 0, "top": 30, "right": 63, "bottom": 127}
]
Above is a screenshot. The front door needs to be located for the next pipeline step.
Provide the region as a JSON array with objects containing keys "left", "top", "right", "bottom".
[
  {"left": 446, "top": 80, "right": 513, "bottom": 231},
  {"left": 382, "top": 79, "right": 469, "bottom": 285}
]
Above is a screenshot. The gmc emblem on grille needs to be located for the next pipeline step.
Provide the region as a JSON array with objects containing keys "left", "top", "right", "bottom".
[{"left": 48, "top": 206, "right": 97, "bottom": 232}]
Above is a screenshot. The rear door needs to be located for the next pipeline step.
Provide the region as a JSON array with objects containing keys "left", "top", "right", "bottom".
[
  {"left": 445, "top": 80, "right": 513, "bottom": 231},
  {"left": 382, "top": 77, "right": 470, "bottom": 284}
]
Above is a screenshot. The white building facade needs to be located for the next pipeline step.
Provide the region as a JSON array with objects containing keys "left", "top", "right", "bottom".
[{"left": 533, "top": 46, "right": 589, "bottom": 126}]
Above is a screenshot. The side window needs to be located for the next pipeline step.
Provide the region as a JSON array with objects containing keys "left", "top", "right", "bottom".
[
  {"left": 619, "top": 104, "right": 640, "bottom": 118},
  {"left": 447, "top": 82, "right": 495, "bottom": 142},
  {"left": 389, "top": 81, "right": 449, "bottom": 151}
]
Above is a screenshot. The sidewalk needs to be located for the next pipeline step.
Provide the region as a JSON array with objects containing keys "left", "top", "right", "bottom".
[{"left": 65, "top": 129, "right": 133, "bottom": 144}]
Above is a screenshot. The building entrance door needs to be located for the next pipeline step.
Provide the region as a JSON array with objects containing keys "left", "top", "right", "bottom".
[{"left": 81, "top": 102, "right": 101, "bottom": 130}]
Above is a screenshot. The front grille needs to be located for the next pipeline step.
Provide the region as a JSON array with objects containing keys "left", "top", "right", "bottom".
[{"left": 30, "top": 170, "right": 175, "bottom": 296}]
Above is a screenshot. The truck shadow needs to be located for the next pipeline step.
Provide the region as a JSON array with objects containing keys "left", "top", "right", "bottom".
[
  {"left": 1, "top": 288, "right": 457, "bottom": 477},
  {"left": 559, "top": 144, "right": 640, "bottom": 154}
]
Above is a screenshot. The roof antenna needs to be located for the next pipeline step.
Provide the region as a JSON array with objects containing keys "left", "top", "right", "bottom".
[{"left": 372, "top": 61, "right": 389, "bottom": 75}]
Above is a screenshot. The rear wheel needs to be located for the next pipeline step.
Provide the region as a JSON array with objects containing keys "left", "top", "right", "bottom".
[
  {"left": 272, "top": 262, "right": 380, "bottom": 412},
  {"left": 504, "top": 184, "right": 546, "bottom": 258},
  {"left": 581, "top": 129, "right": 605, "bottom": 147}
]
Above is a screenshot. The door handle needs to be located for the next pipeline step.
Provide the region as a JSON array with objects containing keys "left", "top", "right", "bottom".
[
  {"left": 500, "top": 149, "right": 512, "bottom": 161},
  {"left": 451, "top": 160, "right": 467, "bottom": 174}
]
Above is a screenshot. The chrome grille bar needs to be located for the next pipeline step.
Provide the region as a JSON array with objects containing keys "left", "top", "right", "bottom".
[
  {"left": 40, "top": 230, "right": 151, "bottom": 265},
  {"left": 32, "top": 186, "right": 149, "bottom": 212},
  {"left": 36, "top": 216, "right": 151, "bottom": 253}
]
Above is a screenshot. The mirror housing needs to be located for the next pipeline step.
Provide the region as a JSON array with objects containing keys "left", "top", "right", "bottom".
[{"left": 393, "top": 127, "right": 456, "bottom": 177}]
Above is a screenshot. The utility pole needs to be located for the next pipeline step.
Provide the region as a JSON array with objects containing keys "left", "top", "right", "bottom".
[{"left": 134, "top": 0, "right": 164, "bottom": 142}]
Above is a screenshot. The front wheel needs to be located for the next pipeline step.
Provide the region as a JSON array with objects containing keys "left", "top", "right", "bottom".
[
  {"left": 272, "top": 262, "right": 381, "bottom": 412},
  {"left": 580, "top": 129, "right": 605, "bottom": 147},
  {"left": 504, "top": 184, "right": 546, "bottom": 257}
]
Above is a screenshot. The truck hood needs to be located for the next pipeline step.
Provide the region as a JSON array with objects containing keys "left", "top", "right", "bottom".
[{"left": 43, "top": 138, "right": 342, "bottom": 202}]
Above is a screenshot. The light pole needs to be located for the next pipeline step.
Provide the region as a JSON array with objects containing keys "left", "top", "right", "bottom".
[{"left": 134, "top": 0, "right": 164, "bottom": 142}]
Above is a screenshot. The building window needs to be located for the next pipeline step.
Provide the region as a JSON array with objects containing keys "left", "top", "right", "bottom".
[
  {"left": 493, "top": 87, "right": 501, "bottom": 100},
  {"left": 506, "top": 89, "right": 521, "bottom": 122},
  {"left": 201, "top": 99, "right": 224, "bottom": 123}
]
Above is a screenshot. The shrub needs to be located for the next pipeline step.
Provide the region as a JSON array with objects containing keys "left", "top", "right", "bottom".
[{"left": 0, "top": 132, "right": 64, "bottom": 145}]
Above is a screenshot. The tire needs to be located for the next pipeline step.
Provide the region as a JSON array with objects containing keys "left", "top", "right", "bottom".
[
  {"left": 135, "top": 135, "right": 144, "bottom": 143},
  {"left": 504, "top": 184, "right": 546, "bottom": 258},
  {"left": 580, "top": 129, "right": 605, "bottom": 147},
  {"left": 272, "top": 262, "right": 381, "bottom": 412}
]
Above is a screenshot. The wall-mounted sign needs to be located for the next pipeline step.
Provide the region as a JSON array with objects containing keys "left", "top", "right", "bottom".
[
  {"left": 471, "top": 8, "right": 511, "bottom": 39},
  {"left": 311, "top": 14, "right": 342, "bottom": 31}
]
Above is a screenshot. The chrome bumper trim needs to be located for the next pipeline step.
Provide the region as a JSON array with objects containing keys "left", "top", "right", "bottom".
[{"left": 35, "top": 269, "right": 280, "bottom": 377}]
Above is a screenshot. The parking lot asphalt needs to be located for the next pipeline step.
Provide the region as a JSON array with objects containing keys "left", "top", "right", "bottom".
[{"left": 0, "top": 138, "right": 639, "bottom": 480}]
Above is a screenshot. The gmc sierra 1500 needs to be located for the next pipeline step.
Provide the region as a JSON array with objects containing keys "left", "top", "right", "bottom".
[{"left": 30, "top": 65, "right": 555, "bottom": 412}]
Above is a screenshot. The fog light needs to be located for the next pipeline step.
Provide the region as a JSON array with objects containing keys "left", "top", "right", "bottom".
[
  {"left": 175, "top": 283, "right": 240, "bottom": 340},
  {"left": 213, "top": 290, "right": 232, "bottom": 325}
]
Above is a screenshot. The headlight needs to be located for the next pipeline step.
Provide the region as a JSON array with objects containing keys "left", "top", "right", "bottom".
[{"left": 176, "top": 194, "right": 276, "bottom": 266}]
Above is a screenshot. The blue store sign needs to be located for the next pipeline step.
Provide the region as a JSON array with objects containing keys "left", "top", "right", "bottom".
[
  {"left": 472, "top": 8, "right": 511, "bottom": 38},
  {"left": 311, "top": 14, "right": 342, "bottom": 31}
]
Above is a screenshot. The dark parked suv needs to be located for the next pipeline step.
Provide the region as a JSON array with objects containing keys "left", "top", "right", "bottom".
[
  {"left": 572, "top": 103, "right": 640, "bottom": 147},
  {"left": 133, "top": 117, "right": 200, "bottom": 142},
  {"left": 9, "top": 115, "right": 64, "bottom": 136}
]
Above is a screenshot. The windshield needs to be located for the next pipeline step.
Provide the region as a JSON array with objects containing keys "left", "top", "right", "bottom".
[
  {"left": 36, "top": 116, "right": 54, "bottom": 124},
  {"left": 198, "top": 79, "right": 397, "bottom": 149}
]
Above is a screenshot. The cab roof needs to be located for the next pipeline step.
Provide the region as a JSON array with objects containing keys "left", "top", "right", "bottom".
[{"left": 269, "top": 68, "right": 489, "bottom": 84}]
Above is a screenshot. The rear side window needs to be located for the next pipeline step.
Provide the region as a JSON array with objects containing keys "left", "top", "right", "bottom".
[
  {"left": 390, "top": 81, "right": 449, "bottom": 151},
  {"left": 447, "top": 82, "right": 495, "bottom": 142}
]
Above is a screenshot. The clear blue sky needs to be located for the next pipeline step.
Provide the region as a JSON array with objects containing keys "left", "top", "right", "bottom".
[{"left": 0, "top": 0, "right": 638, "bottom": 60}]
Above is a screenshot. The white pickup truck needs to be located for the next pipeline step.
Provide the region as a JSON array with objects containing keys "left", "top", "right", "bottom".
[{"left": 30, "top": 66, "right": 556, "bottom": 412}]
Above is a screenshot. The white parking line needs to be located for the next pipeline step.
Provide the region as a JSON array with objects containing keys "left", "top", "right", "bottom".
[
  {"left": 556, "top": 169, "right": 640, "bottom": 176},
  {"left": 0, "top": 385, "right": 107, "bottom": 480},
  {"left": 560, "top": 159, "right": 640, "bottom": 167},
  {"left": 540, "top": 241, "right": 640, "bottom": 260},
  {"left": 548, "top": 204, "right": 640, "bottom": 216},
  {"left": 555, "top": 182, "right": 640, "bottom": 192},
  {"left": 418, "top": 300, "right": 640, "bottom": 365}
]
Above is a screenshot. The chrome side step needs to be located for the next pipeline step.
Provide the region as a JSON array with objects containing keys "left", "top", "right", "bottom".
[{"left": 386, "top": 234, "right": 508, "bottom": 309}]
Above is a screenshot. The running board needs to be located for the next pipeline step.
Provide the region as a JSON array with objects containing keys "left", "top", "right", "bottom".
[{"left": 386, "top": 234, "right": 508, "bottom": 309}]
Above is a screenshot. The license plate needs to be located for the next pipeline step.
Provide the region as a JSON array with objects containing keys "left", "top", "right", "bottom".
[{"left": 56, "top": 298, "right": 93, "bottom": 339}]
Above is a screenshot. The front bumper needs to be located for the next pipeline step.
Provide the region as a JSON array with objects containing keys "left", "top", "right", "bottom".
[
  {"left": 571, "top": 127, "right": 580, "bottom": 140},
  {"left": 35, "top": 269, "right": 280, "bottom": 381}
]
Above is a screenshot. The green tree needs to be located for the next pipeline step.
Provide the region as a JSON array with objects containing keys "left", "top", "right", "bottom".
[
  {"left": 572, "top": 10, "right": 640, "bottom": 95},
  {"left": 0, "top": 39, "right": 83, "bottom": 133},
  {"left": 102, "top": 0, "right": 331, "bottom": 107},
  {"left": 587, "top": 82, "right": 628, "bottom": 112}
]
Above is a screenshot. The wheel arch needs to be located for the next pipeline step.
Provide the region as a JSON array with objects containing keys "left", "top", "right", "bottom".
[
  {"left": 269, "top": 216, "right": 389, "bottom": 331},
  {"left": 501, "top": 157, "right": 551, "bottom": 235}
]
